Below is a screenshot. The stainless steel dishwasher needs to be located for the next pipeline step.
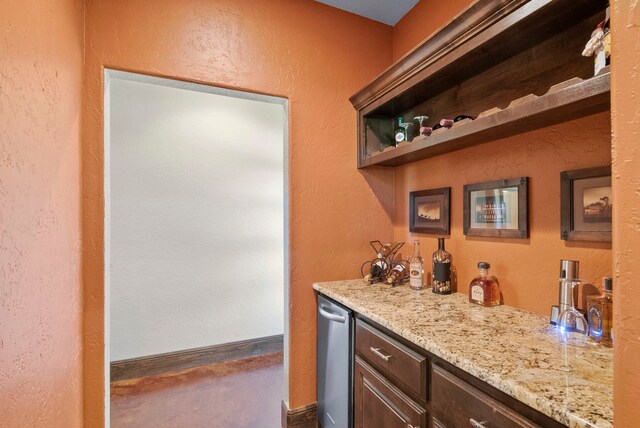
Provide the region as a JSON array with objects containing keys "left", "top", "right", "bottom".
[{"left": 317, "top": 295, "right": 353, "bottom": 428}]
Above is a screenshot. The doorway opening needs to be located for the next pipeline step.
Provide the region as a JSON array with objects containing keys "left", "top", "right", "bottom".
[{"left": 104, "top": 69, "right": 289, "bottom": 427}]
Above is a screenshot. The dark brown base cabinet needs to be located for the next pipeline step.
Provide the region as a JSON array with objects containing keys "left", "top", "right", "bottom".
[
  {"left": 431, "top": 365, "right": 539, "bottom": 428},
  {"left": 354, "top": 357, "right": 426, "bottom": 428},
  {"left": 351, "top": 316, "right": 565, "bottom": 428}
]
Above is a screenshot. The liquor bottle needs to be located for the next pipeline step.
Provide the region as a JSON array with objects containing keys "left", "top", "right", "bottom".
[
  {"left": 469, "top": 262, "right": 501, "bottom": 306},
  {"left": 587, "top": 277, "right": 613, "bottom": 347},
  {"left": 409, "top": 240, "right": 424, "bottom": 290},
  {"left": 363, "top": 259, "right": 388, "bottom": 284},
  {"left": 394, "top": 117, "right": 407, "bottom": 145},
  {"left": 432, "top": 238, "right": 452, "bottom": 294},
  {"left": 386, "top": 262, "right": 408, "bottom": 285}
]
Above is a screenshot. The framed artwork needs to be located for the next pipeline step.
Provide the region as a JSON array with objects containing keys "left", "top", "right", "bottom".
[
  {"left": 463, "top": 177, "right": 529, "bottom": 238},
  {"left": 409, "top": 187, "right": 451, "bottom": 235},
  {"left": 560, "top": 166, "right": 612, "bottom": 242}
]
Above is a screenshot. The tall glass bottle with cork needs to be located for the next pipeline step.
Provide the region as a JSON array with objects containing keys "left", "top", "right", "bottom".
[{"left": 432, "top": 238, "right": 452, "bottom": 294}]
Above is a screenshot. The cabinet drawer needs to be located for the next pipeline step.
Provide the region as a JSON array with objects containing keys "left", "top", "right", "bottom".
[
  {"left": 432, "top": 364, "right": 541, "bottom": 428},
  {"left": 355, "top": 319, "right": 428, "bottom": 401},
  {"left": 354, "top": 356, "right": 427, "bottom": 428}
]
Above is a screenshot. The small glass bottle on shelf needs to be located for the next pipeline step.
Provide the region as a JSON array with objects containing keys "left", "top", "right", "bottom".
[
  {"left": 394, "top": 117, "right": 406, "bottom": 145},
  {"left": 409, "top": 240, "right": 424, "bottom": 290},
  {"left": 432, "top": 238, "right": 452, "bottom": 294},
  {"left": 587, "top": 277, "right": 613, "bottom": 347},
  {"left": 469, "top": 262, "right": 501, "bottom": 306}
]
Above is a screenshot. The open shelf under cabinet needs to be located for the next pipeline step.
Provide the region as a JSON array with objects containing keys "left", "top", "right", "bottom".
[
  {"left": 360, "top": 71, "right": 610, "bottom": 168},
  {"left": 351, "top": 0, "right": 610, "bottom": 169}
]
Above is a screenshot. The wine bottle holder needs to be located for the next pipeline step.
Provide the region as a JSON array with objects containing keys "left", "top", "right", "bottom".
[{"left": 360, "top": 240, "right": 409, "bottom": 286}]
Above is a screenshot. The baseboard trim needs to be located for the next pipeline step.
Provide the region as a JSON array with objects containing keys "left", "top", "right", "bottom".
[
  {"left": 281, "top": 401, "right": 317, "bottom": 428},
  {"left": 111, "top": 334, "right": 283, "bottom": 382}
]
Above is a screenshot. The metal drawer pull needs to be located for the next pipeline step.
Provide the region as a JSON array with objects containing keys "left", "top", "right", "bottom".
[
  {"left": 408, "top": 425, "right": 419, "bottom": 428},
  {"left": 370, "top": 347, "right": 393, "bottom": 361},
  {"left": 469, "top": 419, "right": 487, "bottom": 428}
]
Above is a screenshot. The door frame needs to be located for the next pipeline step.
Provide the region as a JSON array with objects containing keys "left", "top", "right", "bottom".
[{"left": 99, "top": 68, "right": 290, "bottom": 426}]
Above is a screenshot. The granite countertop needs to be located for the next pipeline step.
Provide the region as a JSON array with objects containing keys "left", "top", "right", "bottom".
[{"left": 313, "top": 279, "right": 613, "bottom": 428}]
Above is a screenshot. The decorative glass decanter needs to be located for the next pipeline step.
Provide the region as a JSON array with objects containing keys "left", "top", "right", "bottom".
[
  {"left": 432, "top": 238, "right": 452, "bottom": 294},
  {"left": 468, "top": 262, "right": 501, "bottom": 306}
]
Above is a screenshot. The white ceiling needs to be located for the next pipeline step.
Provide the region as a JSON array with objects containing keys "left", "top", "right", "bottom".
[{"left": 315, "top": 0, "right": 419, "bottom": 26}]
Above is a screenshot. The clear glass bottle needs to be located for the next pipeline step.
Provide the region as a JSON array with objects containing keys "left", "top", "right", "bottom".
[
  {"left": 409, "top": 240, "right": 424, "bottom": 290},
  {"left": 587, "top": 277, "right": 613, "bottom": 347},
  {"left": 432, "top": 238, "right": 452, "bottom": 294},
  {"left": 394, "top": 117, "right": 406, "bottom": 145},
  {"left": 469, "top": 262, "right": 501, "bottom": 306},
  {"left": 363, "top": 259, "right": 388, "bottom": 284}
]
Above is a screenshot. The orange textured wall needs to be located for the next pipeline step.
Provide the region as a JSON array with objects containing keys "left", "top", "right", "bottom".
[
  {"left": 611, "top": 1, "right": 640, "bottom": 425},
  {"left": 393, "top": 114, "right": 612, "bottom": 315},
  {"left": 0, "top": 0, "right": 84, "bottom": 426},
  {"left": 392, "top": 0, "right": 471, "bottom": 61},
  {"left": 390, "top": 0, "right": 612, "bottom": 316},
  {"left": 83, "top": 0, "right": 393, "bottom": 424}
]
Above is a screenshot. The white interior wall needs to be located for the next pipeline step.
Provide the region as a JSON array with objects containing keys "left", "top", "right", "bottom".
[{"left": 108, "top": 72, "right": 286, "bottom": 361}]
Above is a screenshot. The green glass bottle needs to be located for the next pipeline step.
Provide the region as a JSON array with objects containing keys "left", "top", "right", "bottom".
[{"left": 394, "top": 117, "right": 406, "bottom": 145}]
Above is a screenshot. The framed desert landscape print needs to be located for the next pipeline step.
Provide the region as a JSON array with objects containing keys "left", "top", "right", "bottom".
[
  {"left": 409, "top": 187, "right": 450, "bottom": 235},
  {"left": 463, "top": 177, "right": 529, "bottom": 239},
  {"left": 561, "top": 166, "right": 612, "bottom": 242}
]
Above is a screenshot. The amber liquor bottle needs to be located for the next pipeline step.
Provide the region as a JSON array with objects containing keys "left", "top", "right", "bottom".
[
  {"left": 469, "top": 262, "right": 501, "bottom": 306},
  {"left": 432, "top": 238, "right": 452, "bottom": 294},
  {"left": 587, "top": 277, "right": 613, "bottom": 347}
]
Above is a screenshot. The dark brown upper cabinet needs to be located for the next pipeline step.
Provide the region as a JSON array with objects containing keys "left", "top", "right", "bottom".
[{"left": 350, "top": 0, "right": 610, "bottom": 169}]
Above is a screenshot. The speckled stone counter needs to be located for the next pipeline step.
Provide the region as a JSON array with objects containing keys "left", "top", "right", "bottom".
[{"left": 313, "top": 280, "right": 613, "bottom": 428}]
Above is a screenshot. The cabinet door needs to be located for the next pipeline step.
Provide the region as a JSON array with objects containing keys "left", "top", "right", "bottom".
[
  {"left": 431, "top": 364, "right": 540, "bottom": 428},
  {"left": 354, "top": 356, "right": 426, "bottom": 428}
]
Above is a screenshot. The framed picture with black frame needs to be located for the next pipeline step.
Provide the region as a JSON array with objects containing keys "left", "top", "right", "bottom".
[
  {"left": 409, "top": 187, "right": 451, "bottom": 235},
  {"left": 560, "top": 166, "right": 612, "bottom": 242},
  {"left": 463, "top": 177, "right": 529, "bottom": 238}
]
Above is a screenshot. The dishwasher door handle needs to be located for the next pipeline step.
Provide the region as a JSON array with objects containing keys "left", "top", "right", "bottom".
[{"left": 319, "top": 304, "right": 347, "bottom": 323}]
